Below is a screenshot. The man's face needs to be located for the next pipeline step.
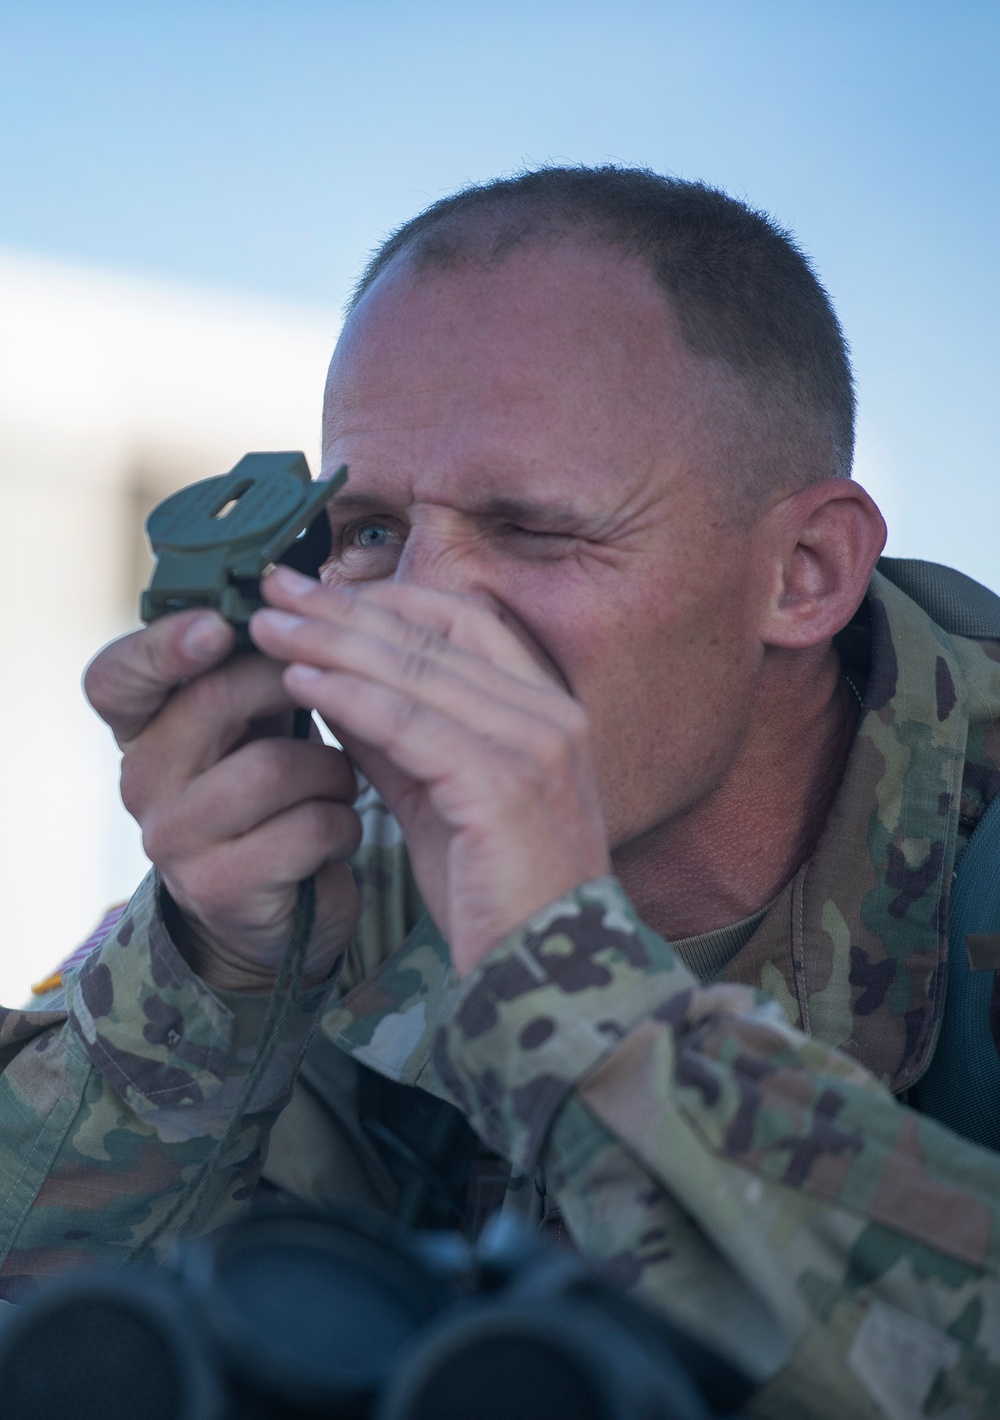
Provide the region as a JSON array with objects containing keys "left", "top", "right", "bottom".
[{"left": 320, "top": 240, "right": 777, "bottom": 853}]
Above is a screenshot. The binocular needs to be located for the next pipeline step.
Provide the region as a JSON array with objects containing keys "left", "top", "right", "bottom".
[{"left": 0, "top": 1204, "right": 752, "bottom": 1420}]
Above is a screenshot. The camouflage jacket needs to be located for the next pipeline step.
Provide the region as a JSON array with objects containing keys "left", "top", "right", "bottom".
[{"left": 3, "top": 566, "right": 1000, "bottom": 1418}]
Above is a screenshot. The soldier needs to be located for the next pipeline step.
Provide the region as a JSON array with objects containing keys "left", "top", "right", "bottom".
[{"left": 2, "top": 167, "right": 1000, "bottom": 1417}]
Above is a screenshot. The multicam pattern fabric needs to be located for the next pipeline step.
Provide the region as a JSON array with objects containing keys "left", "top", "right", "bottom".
[
  {"left": 2, "top": 570, "right": 1000, "bottom": 1417},
  {"left": 720, "top": 571, "right": 1000, "bottom": 1093}
]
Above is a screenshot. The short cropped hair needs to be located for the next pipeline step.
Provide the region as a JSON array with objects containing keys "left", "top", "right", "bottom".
[{"left": 349, "top": 166, "right": 855, "bottom": 516}]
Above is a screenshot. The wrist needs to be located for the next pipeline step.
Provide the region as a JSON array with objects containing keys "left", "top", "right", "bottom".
[
  {"left": 450, "top": 855, "right": 612, "bottom": 978},
  {"left": 158, "top": 865, "right": 355, "bottom": 995},
  {"left": 160, "top": 887, "right": 281, "bottom": 993}
]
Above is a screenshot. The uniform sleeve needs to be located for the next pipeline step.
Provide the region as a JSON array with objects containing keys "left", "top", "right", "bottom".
[
  {"left": 0, "top": 871, "right": 329, "bottom": 1293},
  {"left": 434, "top": 877, "right": 1000, "bottom": 1419}
]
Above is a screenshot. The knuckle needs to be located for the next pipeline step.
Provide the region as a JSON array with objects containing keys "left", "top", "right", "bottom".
[
  {"left": 484, "top": 744, "right": 550, "bottom": 806},
  {"left": 324, "top": 797, "right": 357, "bottom": 837},
  {"left": 322, "top": 801, "right": 363, "bottom": 856},
  {"left": 118, "top": 754, "right": 149, "bottom": 818},
  {"left": 144, "top": 626, "right": 180, "bottom": 681},
  {"left": 395, "top": 645, "right": 436, "bottom": 687},
  {"left": 81, "top": 657, "right": 108, "bottom": 715},
  {"left": 139, "top": 808, "right": 175, "bottom": 868},
  {"left": 83, "top": 641, "right": 131, "bottom": 718},
  {"left": 238, "top": 737, "right": 290, "bottom": 797},
  {"left": 133, "top": 622, "right": 181, "bottom": 689},
  {"left": 527, "top": 719, "right": 577, "bottom": 780},
  {"left": 85, "top": 623, "right": 192, "bottom": 736},
  {"left": 560, "top": 699, "right": 591, "bottom": 748},
  {"left": 298, "top": 799, "right": 334, "bottom": 844},
  {"left": 275, "top": 801, "right": 343, "bottom": 871},
  {"left": 399, "top": 619, "right": 448, "bottom": 659},
  {"left": 141, "top": 799, "right": 208, "bottom": 881}
]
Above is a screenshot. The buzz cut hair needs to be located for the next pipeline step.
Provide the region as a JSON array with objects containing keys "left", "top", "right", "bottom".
[{"left": 348, "top": 165, "right": 856, "bottom": 517}]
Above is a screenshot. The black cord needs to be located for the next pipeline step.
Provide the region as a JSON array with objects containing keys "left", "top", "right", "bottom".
[{"left": 138, "top": 710, "right": 317, "bottom": 1257}]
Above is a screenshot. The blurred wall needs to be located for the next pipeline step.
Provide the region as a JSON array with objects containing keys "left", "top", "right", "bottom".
[{"left": 0, "top": 251, "right": 339, "bottom": 1004}]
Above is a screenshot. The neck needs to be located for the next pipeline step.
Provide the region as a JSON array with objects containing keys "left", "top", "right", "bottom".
[{"left": 612, "top": 645, "right": 859, "bottom": 941}]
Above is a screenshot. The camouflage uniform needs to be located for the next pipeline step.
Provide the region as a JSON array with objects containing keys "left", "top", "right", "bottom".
[{"left": 2, "top": 567, "right": 1000, "bottom": 1418}]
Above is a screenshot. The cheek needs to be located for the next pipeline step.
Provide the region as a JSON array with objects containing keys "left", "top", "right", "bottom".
[
  {"left": 491, "top": 558, "right": 764, "bottom": 841},
  {"left": 571, "top": 589, "right": 762, "bottom": 844},
  {"left": 503, "top": 590, "right": 625, "bottom": 709}
]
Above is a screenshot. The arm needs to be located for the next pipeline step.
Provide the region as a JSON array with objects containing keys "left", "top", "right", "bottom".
[
  {"left": 253, "top": 570, "right": 1000, "bottom": 1418},
  {"left": 0, "top": 875, "right": 330, "bottom": 1290},
  {"left": 435, "top": 879, "right": 1000, "bottom": 1417},
  {"left": 0, "top": 606, "right": 363, "bottom": 1284}
]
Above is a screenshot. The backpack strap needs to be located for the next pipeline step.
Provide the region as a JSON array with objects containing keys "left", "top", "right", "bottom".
[
  {"left": 877, "top": 557, "right": 1000, "bottom": 640},
  {"left": 908, "top": 792, "right": 1000, "bottom": 1148}
]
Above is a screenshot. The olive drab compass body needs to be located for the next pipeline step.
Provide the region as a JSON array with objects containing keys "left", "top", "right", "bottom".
[{"left": 140, "top": 451, "right": 347, "bottom": 638}]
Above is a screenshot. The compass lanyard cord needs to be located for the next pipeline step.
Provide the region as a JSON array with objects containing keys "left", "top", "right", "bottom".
[{"left": 138, "top": 708, "right": 317, "bottom": 1259}]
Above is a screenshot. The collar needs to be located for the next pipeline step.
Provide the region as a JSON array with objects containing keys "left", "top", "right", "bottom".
[{"left": 723, "top": 569, "right": 970, "bottom": 1091}]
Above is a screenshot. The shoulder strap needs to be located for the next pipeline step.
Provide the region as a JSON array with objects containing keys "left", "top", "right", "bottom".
[
  {"left": 877, "top": 557, "right": 1000, "bottom": 640},
  {"left": 908, "top": 793, "right": 1000, "bottom": 1148}
]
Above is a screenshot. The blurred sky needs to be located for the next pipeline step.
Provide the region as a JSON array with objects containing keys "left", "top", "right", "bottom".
[{"left": 1, "top": 0, "right": 998, "bottom": 584}]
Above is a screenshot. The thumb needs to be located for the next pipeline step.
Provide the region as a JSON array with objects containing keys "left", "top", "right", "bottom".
[{"left": 84, "top": 610, "right": 235, "bottom": 744}]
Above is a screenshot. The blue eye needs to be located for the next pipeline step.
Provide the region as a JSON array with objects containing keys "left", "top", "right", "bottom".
[{"left": 355, "top": 524, "right": 392, "bottom": 548}]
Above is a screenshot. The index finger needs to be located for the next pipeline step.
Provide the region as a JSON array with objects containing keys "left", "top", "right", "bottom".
[
  {"left": 84, "top": 610, "right": 235, "bottom": 745},
  {"left": 264, "top": 567, "right": 563, "bottom": 691}
]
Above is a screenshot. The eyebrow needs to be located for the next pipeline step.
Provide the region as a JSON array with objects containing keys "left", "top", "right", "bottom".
[
  {"left": 327, "top": 490, "right": 586, "bottom": 529},
  {"left": 325, "top": 492, "right": 398, "bottom": 513}
]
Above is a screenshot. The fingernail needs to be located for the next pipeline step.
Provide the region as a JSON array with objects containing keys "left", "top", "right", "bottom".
[
  {"left": 255, "top": 609, "right": 306, "bottom": 633},
  {"left": 267, "top": 565, "right": 316, "bottom": 596},
  {"left": 181, "top": 614, "right": 230, "bottom": 659}
]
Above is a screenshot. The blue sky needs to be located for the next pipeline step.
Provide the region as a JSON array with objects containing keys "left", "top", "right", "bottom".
[{"left": 2, "top": 0, "right": 998, "bottom": 584}]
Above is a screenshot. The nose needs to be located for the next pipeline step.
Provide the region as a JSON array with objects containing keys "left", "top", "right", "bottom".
[
  {"left": 393, "top": 517, "right": 566, "bottom": 689},
  {"left": 393, "top": 520, "right": 532, "bottom": 639}
]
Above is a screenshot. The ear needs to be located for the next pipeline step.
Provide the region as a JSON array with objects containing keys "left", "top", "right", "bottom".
[{"left": 758, "top": 479, "right": 887, "bottom": 649}]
